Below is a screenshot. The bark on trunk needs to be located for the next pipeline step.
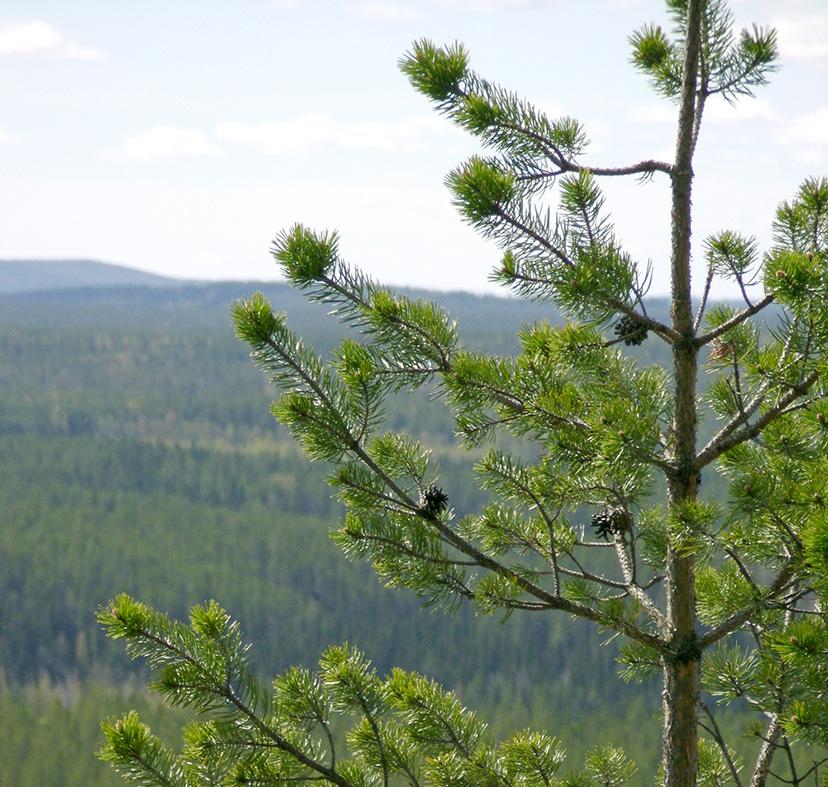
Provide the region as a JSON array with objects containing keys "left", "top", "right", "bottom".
[
  {"left": 664, "top": 0, "right": 704, "bottom": 785},
  {"left": 662, "top": 475, "right": 701, "bottom": 787},
  {"left": 662, "top": 655, "right": 701, "bottom": 787}
]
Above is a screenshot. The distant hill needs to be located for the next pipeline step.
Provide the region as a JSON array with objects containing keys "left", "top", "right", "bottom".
[{"left": 0, "top": 259, "right": 186, "bottom": 293}]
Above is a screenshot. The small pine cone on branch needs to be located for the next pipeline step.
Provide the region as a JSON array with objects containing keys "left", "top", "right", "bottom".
[
  {"left": 418, "top": 484, "right": 449, "bottom": 517},
  {"left": 591, "top": 506, "right": 632, "bottom": 540},
  {"left": 613, "top": 315, "right": 648, "bottom": 346}
]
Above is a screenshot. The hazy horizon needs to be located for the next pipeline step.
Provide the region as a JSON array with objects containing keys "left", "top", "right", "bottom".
[{"left": 2, "top": 1, "right": 827, "bottom": 298}]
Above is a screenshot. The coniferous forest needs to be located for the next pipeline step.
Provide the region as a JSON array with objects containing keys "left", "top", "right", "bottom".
[
  {"left": 0, "top": 282, "right": 645, "bottom": 785},
  {"left": 2, "top": 278, "right": 822, "bottom": 785}
]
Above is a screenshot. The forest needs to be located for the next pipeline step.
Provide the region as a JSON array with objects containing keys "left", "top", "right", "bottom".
[{"left": 0, "top": 281, "right": 820, "bottom": 785}]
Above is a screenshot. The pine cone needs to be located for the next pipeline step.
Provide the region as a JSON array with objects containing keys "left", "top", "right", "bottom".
[
  {"left": 614, "top": 315, "right": 648, "bottom": 346},
  {"left": 591, "top": 506, "right": 631, "bottom": 540},
  {"left": 419, "top": 484, "right": 449, "bottom": 517},
  {"left": 591, "top": 509, "right": 614, "bottom": 540}
]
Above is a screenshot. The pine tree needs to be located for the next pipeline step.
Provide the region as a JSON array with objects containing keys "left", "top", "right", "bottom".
[{"left": 98, "top": 1, "right": 828, "bottom": 784}]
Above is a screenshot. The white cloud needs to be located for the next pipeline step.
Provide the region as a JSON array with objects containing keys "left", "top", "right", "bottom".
[
  {"left": 704, "top": 98, "right": 778, "bottom": 125},
  {"left": 772, "top": 16, "right": 828, "bottom": 61},
  {"left": 792, "top": 148, "right": 826, "bottom": 165},
  {"left": 774, "top": 107, "right": 828, "bottom": 149},
  {"left": 0, "top": 19, "right": 104, "bottom": 60},
  {"left": 719, "top": 148, "right": 772, "bottom": 166},
  {"left": 217, "top": 114, "right": 456, "bottom": 155},
  {"left": 438, "top": 0, "right": 535, "bottom": 7},
  {"left": 578, "top": 116, "right": 611, "bottom": 151},
  {"left": 531, "top": 100, "right": 564, "bottom": 120},
  {"left": 359, "top": 2, "right": 419, "bottom": 19},
  {"left": 627, "top": 104, "right": 676, "bottom": 125},
  {"left": 109, "top": 114, "right": 459, "bottom": 163},
  {"left": 628, "top": 98, "right": 777, "bottom": 127},
  {"left": 653, "top": 145, "right": 675, "bottom": 163},
  {"left": 108, "top": 127, "right": 222, "bottom": 162}
]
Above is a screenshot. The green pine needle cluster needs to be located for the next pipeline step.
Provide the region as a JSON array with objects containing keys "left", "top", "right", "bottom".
[
  {"left": 99, "top": 595, "right": 628, "bottom": 786},
  {"left": 629, "top": 0, "right": 777, "bottom": 101}
]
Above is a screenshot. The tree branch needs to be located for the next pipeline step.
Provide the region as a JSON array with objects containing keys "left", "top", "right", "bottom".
[
  {"left": 492, "top": 207, "right": 681, "bottom": 343},
  {"left": 258, "top": 316, "right": 668, "bottom": 648},
  {"left": 344, "top": 531, "right": 480, "bottom": 570},
  {"left": 693, "top": 266, "right": 715, "bottom": 333},
  {"left": 132, "top": 624, "right": 354, "bottom": 787},
  {"left": 614, "top": 535, "right": 669, "bottom": 633},
  {"left": 700, "top": 701, "right": 743, "bottom": 787},
  {"left": 696, "top": 293, "right": 775, "bottom": 346},
  {"left": 781, "top": 737, "right": 799, "bottom": 786},
  {"left": 749, "top": 714, "right": 781, "bottom": 787},
  {"left": 698, "top": 561, "right": 797, "bottom": 649},
  {"left": 697, "top": 370, "right": 820, "bottom": 468},
  {"left": 488, "top": 116, "right": 673, "bottom": 178}
]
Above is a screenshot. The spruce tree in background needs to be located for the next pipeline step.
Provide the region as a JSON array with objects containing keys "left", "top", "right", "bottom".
[{"left": 99, "top": 1, "right": 828, "bottom": 784}]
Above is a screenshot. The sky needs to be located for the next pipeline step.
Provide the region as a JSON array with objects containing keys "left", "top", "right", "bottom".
[{"left": 1, "top": 0, "right": 826, "bottom": 298}]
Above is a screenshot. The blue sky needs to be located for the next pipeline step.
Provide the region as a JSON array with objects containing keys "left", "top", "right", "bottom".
[{"left": 1, "top": 0, "right": 826, "bottom": 296}]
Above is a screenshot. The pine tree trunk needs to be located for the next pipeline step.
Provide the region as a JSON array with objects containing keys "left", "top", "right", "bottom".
[
  {"left": 664, "top": 0, "right": 703, "bottom": 785},
  {"left": 662, "top": 651, "right": 701, "bottom": 787},
  {"left": 662, "top": 475, "right": 701, "bottom": 786}
]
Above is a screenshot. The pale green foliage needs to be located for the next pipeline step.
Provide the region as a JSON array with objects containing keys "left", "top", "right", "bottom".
[
  {"left": 617, "top": 641, "right": 661, "bottom": 684},
  {"left": 228, "top": 237, "right": 674, "bottom": 627},
  {"left": 696, "top": 738, "right": 741, "bottom": 786},
  {"left": 704, "top": 231, "right": 758, "bottom": 282},
  {"left": 585, "top": 745, "right": 639, "bottom": 786},
  {"left": 98, "top": 596, "right": 586, "bottom": 786},
  {"left": 695, "top": 562, "right": 756, "bottom": 624},
  {"left": 768, "top": 619, "right": 828, "bottom": 744},
  {"left": 100, "top": 711, "right": 184, "bottom": 786},
  {"left": 665, "top": 500, "right": 722, "bottom": 561},
  {"left": 629, "top": 0, "right": 777, "bottom": 101},
  {"left": 402, "top": 40, "right": 646, "bottom": 324},
  {"left": 701, "top": 644, "right": 759, "bottom": 702},
  {"left": 401, "top": 38, "right": 588, "bottom": 161},
  {"left": 102, "top": 1, "right": 828, "bottom": 784}
]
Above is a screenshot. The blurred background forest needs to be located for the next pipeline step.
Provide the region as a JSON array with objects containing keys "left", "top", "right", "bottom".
[{"left": 0, "top": 261, "right": 801, "bottom": 785}]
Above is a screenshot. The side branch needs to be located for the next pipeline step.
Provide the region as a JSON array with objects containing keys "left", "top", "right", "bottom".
[
  {"left": 255, "top": 299, "right": 668, "bottom": 649},
  {"left": 696, "top": 293, "right": 775, "bottom": 346},
  {"left": 700, "top": 702, "right": 744, "bottom": 787},
  {"left": 614, "top": 537, "right": 670, "bottom": 633},
  {"left": 698, "top": 562, "right": 797, "bottom": 649},
  {"left": 130, "top": 622, "right": 354, "bottom": 787},
  {"left": 696, "top": 369, "right": 820, "bottom": 468},
  {"left": 494, "top": 116, "right": 673, "bottom": 178},
  {"left": 749, "top": 715, "right": 782, "bottom": 787},
  {"left": 584, "top": 159, "right": 674, "bottom": 178},
  {"left": 318, "top": 272, "right": 453, "bottom": 371},
  {"left": 352, "top": 440, "right": 666, "bottom": 649},
  {"left": 224, "top": 689, "right": 353, "bottom": 787},
  {"left": 608, "top": 296, "right": 683, "bottom": 346},
  {"left": 493, "top": 207, "right": 681, "bottom": 343},
  {"left": 523, "top": 159, "right": 674, "bottom": 179}
]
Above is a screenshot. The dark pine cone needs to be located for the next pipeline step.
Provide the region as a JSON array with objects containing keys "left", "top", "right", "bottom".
[
  {"left": 419, "top": 484, "right": 449, "bottom": 517},
  {"left": 591, "top": 506, "right": 630, "bottom": 540},
  {"left": 614, "top": 315, "right": 648, "bottom": 346}
]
